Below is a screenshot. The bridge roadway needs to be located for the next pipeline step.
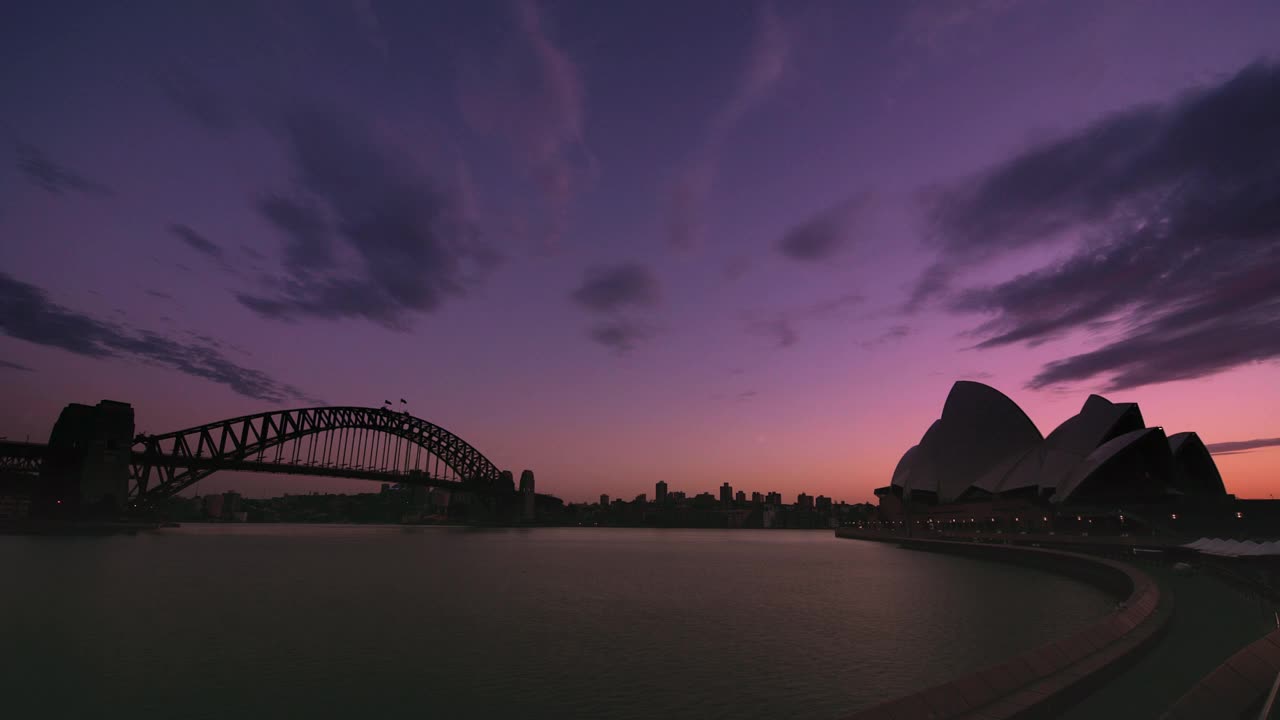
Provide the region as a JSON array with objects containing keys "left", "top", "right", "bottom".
[
  {"left": 132, "top": 452, "right": 464, "bottom": 489},
  {"left": 0, "top": 440, "right": 465, "bottom": 490},
  {"left": 0, "top": 441, "right": 45, "bottom": 474}
]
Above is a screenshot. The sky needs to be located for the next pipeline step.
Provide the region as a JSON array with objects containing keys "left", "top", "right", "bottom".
[{"left": 2, "top": 0, "right": 1279, "bottom": 503}]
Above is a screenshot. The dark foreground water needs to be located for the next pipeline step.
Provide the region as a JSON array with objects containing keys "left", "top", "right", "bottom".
[{"left": 0, "top": 526, "right": 1113, "bottom": 719}]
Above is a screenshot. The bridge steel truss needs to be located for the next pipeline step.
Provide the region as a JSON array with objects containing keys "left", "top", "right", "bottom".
[{"left": 130, "top": 406, "right": 503, "bottom": 504}]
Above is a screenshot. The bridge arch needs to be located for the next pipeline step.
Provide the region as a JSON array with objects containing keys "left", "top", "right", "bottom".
[{"left": 130, "top": 406, "right": 503, "bottom": 504}]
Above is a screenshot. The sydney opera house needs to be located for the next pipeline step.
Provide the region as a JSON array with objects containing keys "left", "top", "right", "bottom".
[{"left": 875, "top": 381, "right": 1228, "bottom": 528}]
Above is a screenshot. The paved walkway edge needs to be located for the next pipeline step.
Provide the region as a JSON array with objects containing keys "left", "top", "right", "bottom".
[
  {"left": 1159, "top": 624, "right": 1280, "bottom": 719},
  {"left": 836, "top": 530, "right": 1172, "bottom": 720}
]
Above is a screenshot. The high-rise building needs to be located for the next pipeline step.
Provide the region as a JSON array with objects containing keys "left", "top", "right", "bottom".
[
  {"left": 797, "top": 493, "right": 814, "bottom": 511},
  {"left": 720, "top": 482, "right": 733, "bottom": 504},
  {"left": 600, "top": 494, "right": 610, "bottom": 507},
  {"left": 655, "top": 480, "right": 668, "bottom": 504},
  {"left": 634, "top": 493, "right": 647, "bottom": 504},
  {"left": 735, "top": 490, "right": 746, "bottom": 503},
  {"left": 669, "top": 491, "right": 687, "bottom": 502},
  {"left": 766, "top": 491, "right": 782, "bottom": 506},
  {"left": 816, "top": 495, "right": 832, "bottom": 511},
  {"left": 751, "top": 492, "right": 764, "bottom": 504}
]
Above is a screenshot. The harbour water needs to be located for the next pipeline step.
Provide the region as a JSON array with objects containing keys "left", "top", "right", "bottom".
[{"left": 0, "top": 526, "right": 1113, "bottom": 719}]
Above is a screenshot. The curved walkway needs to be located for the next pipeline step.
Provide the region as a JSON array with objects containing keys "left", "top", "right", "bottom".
[
  {"left": 1059, "top": 563, "right": 1276, "bottom": 720},
  {"left": 836, "top": 532, "right": 1171, "bottom": 720}
]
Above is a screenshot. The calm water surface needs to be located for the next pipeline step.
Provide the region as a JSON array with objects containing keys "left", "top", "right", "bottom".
[{"left": 0, "top": 526, "right": 1113, "bottom": 719}]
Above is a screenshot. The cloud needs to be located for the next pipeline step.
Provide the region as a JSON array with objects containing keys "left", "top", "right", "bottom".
[
  {"left": 898, "top": 0, "right": 1022, "bottom": 53},
  {"left": 920, "top": 61, "right": 1280, "bottom": 391},
  {"left": 746, "top": 291, "right": 863, "bottom": 348},
  {"left": 0, "top": 359, "right": 33, "bottom": 372},
  {"left": 16, "top": 144, "right": 113, "bottom": 196},
  {"left": 239, "top": 105, "right": 497, "bottom": 328},
  {"left": 155, "top": 63, "right": 238, "bottom": 134},
  {"left": 457, "top": 0, "right": 591, "bottom": 247},
  {"left": 170, "top": 223, "right": 225, "bottom": 260},
  {"left": 350, "top": 0, "right": 389, "bottom": 59},
  {"left": 587, "top": 320, "right": 653, "bottom": 353},
  {"left": 668, "top": 3, "right": 792, "bottom": 250},
  {"left": 747, "top": 316, "right": 798, "bottom": 348},
  {"left": 570, "top": 263, "right": 661, "bottom": 351},
  {"left": 861, "top": 324, "right": 911, "bottom": 349},
  {"left": 256, "top": 194, "right": 333, "bottom": 273},
  {"left": 778, "top": 194, "right": 872, "bottom": 262},
  {"left": 570, "top": 263, "right": 660, "bottom": 313},
  {"left": 0, "top": 272, "right": 315, "bottom": 403},
  {"left": 1204, "top": 437, "right": 1280, "bottom": 455}
]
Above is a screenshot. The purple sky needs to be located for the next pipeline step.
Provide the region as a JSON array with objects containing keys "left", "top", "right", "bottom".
[{"left": 2, "top": 0, "right": 1279, "bottom": 502}]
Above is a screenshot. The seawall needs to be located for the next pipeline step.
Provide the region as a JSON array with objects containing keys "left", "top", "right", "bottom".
[{"left": 836, "top": 530, "right": 1171, "bottom": 720}]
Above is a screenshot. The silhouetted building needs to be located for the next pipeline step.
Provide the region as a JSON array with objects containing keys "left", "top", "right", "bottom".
[
  {"left": 720, "top": 482, "right": 733, "bottom": 505},
  {"left": 634, "top": 493, "right": 647, "bottom": 504},
  {"left": 600, "top": 494, "right": 609, "bottom": 507},
  {"left": 751, "top": 492, "right": 764, "bottom": 504},
  {"left": 655, "top": 480, "right": 668, "bottom": 504},
  {"left": 797, "top": 493, "right": 814, "bottom": 511},
  {"left": 520, "top": 469, "right": 536, "bottom": 522},
  {"left": 816, "top": 495, "right": 832, "bottom": 511},
  {"left": 735, "top": 490, "right": 746, "bottom": 503},
  {"left": 878, "top": 381, "right": 1230, "bottom": 525},
  {"left": 669, "top": 491, "right": 686, "bottom": 502},
  {"left": 204, "top": 493, "right": 224, "bottom": 519},
  {"left": 766, "top": 491, "right": 782, "bottom": 506}
]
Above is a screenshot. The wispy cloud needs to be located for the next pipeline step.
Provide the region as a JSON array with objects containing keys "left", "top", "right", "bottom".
[
  {"left": 16, "top": 144, "right": 113, "bottom": 197},
  {"left": 916, "top": 61, "right": 1280, "bottom": 391},
  {"left": 570, "top": 264, "right": 660, "bottom": 313},
  {"left": 777, "top": 193, "right": 873, "bottom": 262},
  {"left": 570, "top": 263, "right": 661, "bottom": 351},
  {"left": 0, "top": 272, "right": 316, "bottom": 403},
  {"left": 0, "top": 359, "right": 33, "bottom": 372},
  {"left": 588, "top": 319, "right": 654, "bottom": 354},
  {"left": 170, "top": 224, "right": 224, "bottom": 260},
  {"left": 239, "top": 104, "right": 498, "bottom": 328},
  {"left": 861, "top": 324, "right": 911, "bottom": 349},
  {"left": 746, "top": 291, "right": 863, "bottom": 348},
  {"left": 457, "top": 0, "right": 592, "bottom": 248},
  {"left": 1204, "top": 437, "right": 1280, "bottom": 455},
  {"left": 668, "top": 3, "right": 792, "bottom": 250}
]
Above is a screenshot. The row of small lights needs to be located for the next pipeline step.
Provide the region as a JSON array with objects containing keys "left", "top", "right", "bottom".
[{"left": 857, "top": 511, "right": 1245, "bottom": 526}]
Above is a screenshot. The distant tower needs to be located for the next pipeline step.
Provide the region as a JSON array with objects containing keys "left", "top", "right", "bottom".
[
  {"left": 735, "top": 490, "right": 745, "bottom": 503},
  {"left": 655, "top": 480, "right": 668, "bottom": 504},
  {"left": 519, "top": 470, "right": 536, "bottom": 522},
  {"left": 720, "top": 482, "right": 733, "bottom": 505},
  {"left": 497, "top": 470, "right": 515, "bottom": 494},
  {"left": 600, "top": 494, "right": 610, "bottom": 507}
]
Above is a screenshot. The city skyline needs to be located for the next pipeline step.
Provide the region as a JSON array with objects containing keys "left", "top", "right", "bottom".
[{"left": 3, "top": 1, "right": 1280, "bottom": 503}]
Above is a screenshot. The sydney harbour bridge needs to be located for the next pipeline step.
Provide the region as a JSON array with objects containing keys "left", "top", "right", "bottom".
[{"left": 0, "top": 400, "right": 533, "bottom": 516}]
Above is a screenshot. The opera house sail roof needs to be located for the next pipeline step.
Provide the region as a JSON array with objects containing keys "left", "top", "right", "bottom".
[
  {"left": 890, "top": 381, "right": 1042, "bottom": 504},
  {"left": 884, "top": 381, "right": 1226, "bottom": 508}
]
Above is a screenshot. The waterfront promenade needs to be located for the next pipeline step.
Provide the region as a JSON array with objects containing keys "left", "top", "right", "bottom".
[{"left": 835, "top": 529, "right": 1280, "bottom": 719}]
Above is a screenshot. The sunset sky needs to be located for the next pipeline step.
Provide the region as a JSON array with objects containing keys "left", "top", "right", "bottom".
[{"left": 2, "top": 0, "right": 1278, "bottom": 503}]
